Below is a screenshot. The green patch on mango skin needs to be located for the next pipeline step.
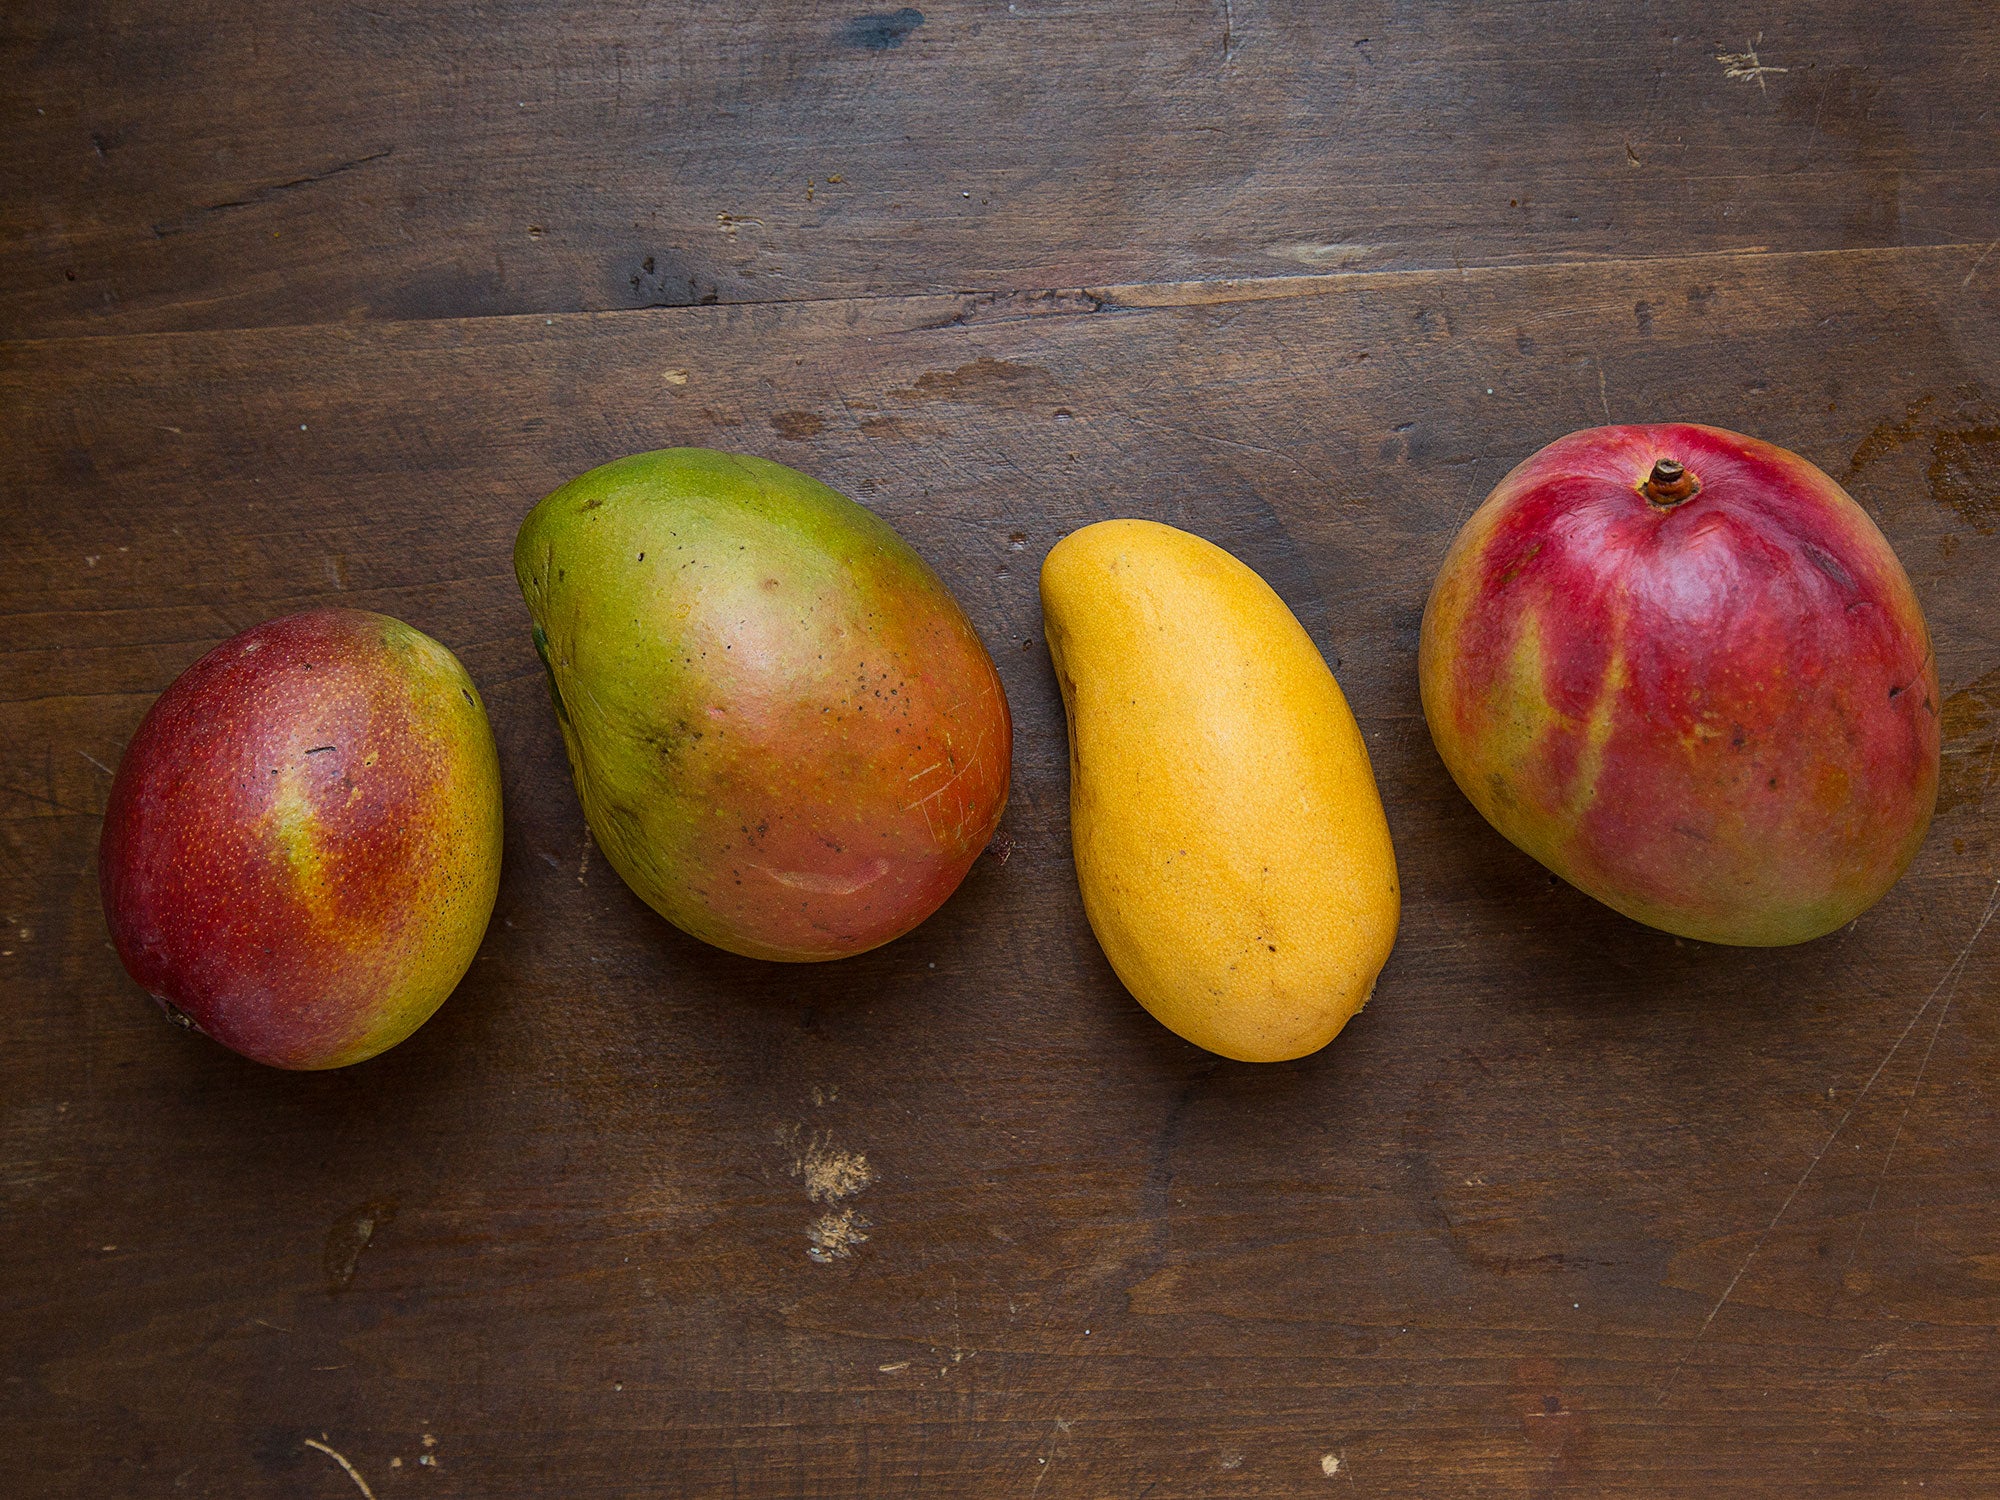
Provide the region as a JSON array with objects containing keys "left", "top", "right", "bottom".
[
  {"left": 531, "top": 624, "right": 570, "bottom": 725},
  {"left": 1468, "top": 599, "right": 1625, "bottom": 885}
]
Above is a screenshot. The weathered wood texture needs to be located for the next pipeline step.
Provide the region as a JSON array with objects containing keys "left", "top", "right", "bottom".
[
  {"left": 5, "top": 0, "right": 1999, "bottom": 337},
  {"left": 6, "top": 238, "right": 2000, "bottom": 1496}
]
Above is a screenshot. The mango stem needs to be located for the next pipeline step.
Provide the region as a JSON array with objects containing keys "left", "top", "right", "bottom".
[{"left": 1642, "top": 457, "right": 1700, "bottom": 507}]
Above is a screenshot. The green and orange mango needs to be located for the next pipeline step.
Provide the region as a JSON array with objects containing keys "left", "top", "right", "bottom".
[{"left": 515, "top": 449, "right": 1010, "bottom": 961}]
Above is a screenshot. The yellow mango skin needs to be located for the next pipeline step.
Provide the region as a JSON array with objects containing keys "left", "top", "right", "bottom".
[{"left": 1041, "top": 520, "right": 1400, "bottom": 1062}]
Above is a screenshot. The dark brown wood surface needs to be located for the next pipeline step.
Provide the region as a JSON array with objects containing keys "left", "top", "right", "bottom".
[
  {"left": 8, "top": 1, "right": 2000, "bottom": 337},
  {"left": 6, "top": 4, "right": 2000, "bottom": 1496}
]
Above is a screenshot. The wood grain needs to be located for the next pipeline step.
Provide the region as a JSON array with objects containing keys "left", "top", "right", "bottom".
[
  {"left": 5, "top": 238, "right": 2000, "bottom": 1496},
  {"left": 5, "top": 0, "right": 2000, "bottom": 337}
]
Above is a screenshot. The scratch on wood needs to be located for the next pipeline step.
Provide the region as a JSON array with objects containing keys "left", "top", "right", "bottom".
[
  {"left": 1654, "top": 878, "right": 2000, "bottom": 1404},
  {"left": 1221, "top": 0, "right": 1237, "bottom": 65},
  {"left": 1124, "top": 412, "right": 1327, "bottom": 488},
  {"left": 151, "top": 149, "right": 394, "bottom": 237},
  {"left": 1263, "top": 241, "right": 1385, "bottom": 268},
  {"left": 785, "top": 1129, "right": 874, "bottom": 1204},
  {"left": 1963, "top": 240, "right": 2000, "bottom": 289},
  {"left": 0, "top": 780, "right": 91, "bottom": 817},
  {"left": 303, "top": 1438, "right": 376, "bottom": 1500},
  {"left": 1838, "top": 880, "right": 2000, "bottom": 1286},
  {"left": 1717, "top": 35, "right": 1788, "bottom": 91},
  {"left": 324, "top": 1200, "right": 397, "bottom": 1293},
  {"left": 921, "top": 287, "right": 1105, "bottom": 330},
  {"left": 1029, "top": 1414, "right": 1072, "bottom": 1497}
]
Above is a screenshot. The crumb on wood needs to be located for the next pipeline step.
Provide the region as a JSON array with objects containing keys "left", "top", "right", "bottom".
[
  {"left": 788, "top": 1131, "right": 874, "bottom": 1204},
  {"left": 806, "top": 1205, "right": 871, "bottom": 1263}
]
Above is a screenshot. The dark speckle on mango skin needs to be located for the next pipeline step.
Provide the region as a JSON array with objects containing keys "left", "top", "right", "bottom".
[{"left": 97, "top": 609, "right": 503, "bottom": 1069}]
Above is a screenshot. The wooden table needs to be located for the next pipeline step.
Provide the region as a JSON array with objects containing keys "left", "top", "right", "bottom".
[{"left": 7, "top": 4, "right": 2000, "bottom": 1494}]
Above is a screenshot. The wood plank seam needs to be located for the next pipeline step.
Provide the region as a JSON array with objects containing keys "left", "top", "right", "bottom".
[{"left": 6, "top": 239, "right": 1998, "bottom": 354}]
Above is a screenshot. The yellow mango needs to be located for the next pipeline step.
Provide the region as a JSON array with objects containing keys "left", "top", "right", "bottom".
[{"left": 1041, "top": 520, "right": 1400, "bottom": 1062}]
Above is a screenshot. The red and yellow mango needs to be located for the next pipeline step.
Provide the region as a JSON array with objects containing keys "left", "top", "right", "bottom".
[
  {"left": 1420, "top": 423, "right": 1939, "bottom": 946},
  {"left": 99, "top": 609, "right": 504, "bottom": 1067}
]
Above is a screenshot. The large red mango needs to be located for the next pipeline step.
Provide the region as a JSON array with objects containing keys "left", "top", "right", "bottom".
[{"left": 1420, "top": 423, "right": 1939, "bottom": 946}]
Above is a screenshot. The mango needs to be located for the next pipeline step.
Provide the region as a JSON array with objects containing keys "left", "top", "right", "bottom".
[
  {"left": 98, "top": 609, "right": 503, "bottom": 1069},
  {"left": 1420, "top": 422, "right": 1939, "bottom": 945},
  {"left": 516, "top": 449, "right": 1010, "bottom": 961},
  {"left": 1041, "top": 520, "right": 1399, "bottom": 1061}
]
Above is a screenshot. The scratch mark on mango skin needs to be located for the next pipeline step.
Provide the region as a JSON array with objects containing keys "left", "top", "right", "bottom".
[
  {"left": 905, "top": 726, "right": 991, "bottom": 814},
  {"left": 756, "top": 859, "right": 890, "bottom": 896},
  {"left": 1654, "top": 879, "right": 2000, "bottom": 1404}
]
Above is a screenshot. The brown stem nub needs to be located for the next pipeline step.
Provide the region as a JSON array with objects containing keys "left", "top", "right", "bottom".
[{"left": 1641, "top": 456, "right": 1700, "bottom": 507}]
